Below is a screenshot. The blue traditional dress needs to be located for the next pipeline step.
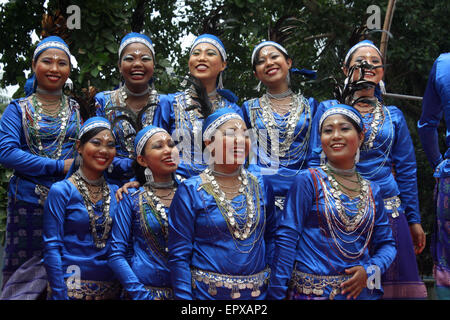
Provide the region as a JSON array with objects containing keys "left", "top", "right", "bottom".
[
  {"left": 108, "top": 186, "right": 174, "bottom": 300},
  {"left": 242, "top": 40, "right": 321, "bottom": 218},
  {"left": 43, "top": 179, "right": 120, "bottom": 300},
  {"left": 153, "top": 34, "right": 243, "bottom": 179},
  {"left": 168, "top": 170, "right": 275, "bottom": 300},
  {"left": 242, "top": 94, "right": 321, "bottom": 212},
  {"left": 418, "top": 52, "right": 450, "bottom": 300},
  {"left": 108, "top": 124, "right": 178, "bottom": 300},
  {"left": 314, "top": 98, "right": 427, "bottom": 299},
  {"left": 0, "top": 36, "right": 80, "bottom": 290},
  {"left": 267, "top": 167, "right": 396, "bottom": 300},
  {"left": 95, "top": 32, "right": 171, "bottom": 186}
]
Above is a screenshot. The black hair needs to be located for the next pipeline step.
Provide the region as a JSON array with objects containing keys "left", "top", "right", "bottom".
[
  {"left": 320, "top": 114, "right": 363, "bottom": 135},
  {"left": 251, "top": 45, "right": 291, "bottom": 72},
  {"left": 79, "top": 127, "right": 115, "bottom": 146},
  {"left": 344, "top": 46, "right": 384, "bottom": 69}
]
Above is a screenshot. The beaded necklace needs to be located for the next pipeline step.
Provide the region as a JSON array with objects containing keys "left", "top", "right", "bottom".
[
  {"left": 315, "top": 166, "right": 375, "bottom": 260},
  {"left": 73, "top": 170, "right": 112, "bottom": 249},
  {"left": 250, "top": 93, "right": 312, "bottom": 172},
  {"left": 25, "top": 93, "right": 76, "bottom": 159},
  {"left": 139, "top": 184, "right": 175, "bottom": 256},
  {"left": 104, "top": 86, "right": 159, "bottom": 158},
  {"left": 202, "top": 168, "right": 261, "bottom": 242}
]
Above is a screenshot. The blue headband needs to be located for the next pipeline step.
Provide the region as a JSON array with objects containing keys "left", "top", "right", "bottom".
[
  {"left": 119, "top": 32, "right": 155, "bottom": 58},
  {"left": 190, "top": 34, "right": 227, "bottom": 61},
  {"left": 319, "top": 104, "right": 364, "bottom": 131},
  {"left": 251, "top": 41, "right": 317, "bottom": 79},
  {"left": 344, "top": 40, "right": 383, "bottom": 66},
  {"left": 134, "top": 125, "right": 168, "bottom": 156},
  {"left": 79, "top": 117, "right": 112, "bottom": 140},
  {"left": 202, "top": 108, "right": 244, "bottom": 140},
  {"left": 33, "top": 36, "right": 71, "bottom": 61}
]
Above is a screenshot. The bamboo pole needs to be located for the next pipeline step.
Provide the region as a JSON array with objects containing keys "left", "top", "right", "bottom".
[{"left": 380, "top": 0, "right": 397, "bottom": 62}]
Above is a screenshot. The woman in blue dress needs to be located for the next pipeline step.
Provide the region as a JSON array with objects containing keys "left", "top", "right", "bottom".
[
  {"left": 315, "top": 40, "right": 427, "bottom": 299},
  {"left": 108, "top": 125, "right": 180, "bottom": 300},
  {"left": 418, "top": 53, "right": 450, "bottom": 299},
  {"left": 153, "top": 34, "right": 242, "bottom": 179},
  {"left": 168, "top": 108, "right": 275, "bottom": 300},
  {"left": 95, "top": 32, "right": 171, "bottom": 186},
  {"left": 268, "top": 104, "right": 396, "bottom": 300},
  {"left": 241, "top": 41, "right": 320, "bottom": 216},
  {"left": 0, "top": 36, "right": 81, "bottom": 292},
  {"left": 43, "top": 117, "right": 120, "bottom": 300}
]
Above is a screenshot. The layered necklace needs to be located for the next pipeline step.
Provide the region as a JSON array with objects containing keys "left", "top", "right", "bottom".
[
  {"left": 140, "top": 181, "right": 176, "bottom": 256},
  {"left": 106, "top": 85, "right": 159, "bottom": 158},
  {"left": 318, "top": 164, "right": 375, "bottom": 260},
  {"left": 25, "top": 93, "right": 73, "bottom": 159},
  {"left": 253, "top": 91, "right": 311, "bottom": 165},
  {"left": 73, "top": 169, "right": 112, "bottom": 249},
  {"left": 202, "top": 167, "right": 261, "bottom": 242}
]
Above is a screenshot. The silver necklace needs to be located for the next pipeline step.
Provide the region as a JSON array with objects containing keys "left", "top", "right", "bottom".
[
  {"left": 266, "top": 88, "right": 293, "bottom": 100},
  {"left": 73, "top": 171, "right": 112, "bottom": 249},
  {"left": 124, "top": 84, "right": 150, "bottom": 97}
]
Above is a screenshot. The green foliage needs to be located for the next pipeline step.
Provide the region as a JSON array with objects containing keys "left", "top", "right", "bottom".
[{"left": 0, "top": 0, "right": 449, "bottom": 274}]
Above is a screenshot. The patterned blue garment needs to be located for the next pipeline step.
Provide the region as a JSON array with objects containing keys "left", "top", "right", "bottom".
[
  {"left": 267, "top": 168, "right": 396, "bottom": 300},
  {"left": 314, "top": 99, "right": 421, "bottom": 224},
  {"left": 95, "top": 90, "right": 172, "bottom": 185},
  {"left": 153, "top": 91, "right": 243, "bottom": 179},
  {"left": 0, "top": 96, "right": 80, "bottom": 283},
  {"left": 43, "top": 180, "right": 119, "bottom": 300},
  {"left": 168, "top": 171, "right": 275, "bottom": 300},
  {"left": 241, "top": 96, "right": 322, "bottom": 211},
  {"left": 312, "top": 99, "right": 427, "bottom": 299},
  {"left": 108, "top": 186, "right": 173, "bottom": 300},
  {"left": 418, "top": 53, "right": 450, "bottom": 299}
]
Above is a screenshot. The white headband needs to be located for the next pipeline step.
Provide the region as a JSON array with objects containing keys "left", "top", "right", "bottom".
[
  {"left": 135, "top": 127, "right": 167, "bottom": 156},
  {"left": 190, "top": 38, "right": 227, "bottom": 61},
  {"left": 203, "top": 113, "right": 243, "bottom": 141},
  {"left": 118, "top": 37, "right": 155, "bottom": 58}
]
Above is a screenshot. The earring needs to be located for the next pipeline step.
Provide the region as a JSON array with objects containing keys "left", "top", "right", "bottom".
[
  {"left": 255, "top": 81, "right": 262, "bottom": 92},
  {"left": 320, "top": 150, "right": 326, "bottom": 165},
  {"left": 144, "top": 167, "right": 154, "bottom": 183},
  {"left": 108, "top": 163, "right": 114, "bottom": 174},
  {"left": 355, "top": 149, "right": 360, "bottom": 164},
  {"left": 217, "top": 72, "right": 224, "bottom": 89}
]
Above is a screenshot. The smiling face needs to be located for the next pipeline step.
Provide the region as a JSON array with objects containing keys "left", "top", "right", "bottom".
[
  {"left": 119, "top": 42, "right": 154, "bottom": 90},
  {"left": 32, "top": 48, "right": 70, "bottom": 92},
  {"left": 320, "top": 114, "right": 364, "bottom": 169},
  {"left": 137, "top": 131, "right": 179, "bottom": 180},
  {"left": 343, "top": 46, "right": 384, "bottom": 84},
  {"left": 206, "top": 119, "right": 249, "bottom": 166},
  {"left": 78, "top": 129, "right": 116, "bottom": 177},
  {"left": 253, "top": 45, "right": 292, "bottom": 90},
  {"left": 188, "top": 42, "right": 226, "bottom": 89}
]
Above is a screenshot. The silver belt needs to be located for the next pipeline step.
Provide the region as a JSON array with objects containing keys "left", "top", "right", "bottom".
[
  {"left": 289, "top": 269, "right": 351, "bottom": 300},
  {"left": 191, "top": 266, "right": 270, "bottom": 299},
  {"left": 383, "top": 196, "right": 401, "bottom": 218}
]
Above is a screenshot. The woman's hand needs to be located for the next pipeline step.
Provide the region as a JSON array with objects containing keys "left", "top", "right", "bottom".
[
  {"left": 409, "top": 223, "right": 426, "bottom": 255},
  {"left": 115, "top": 181, "right": 141, "bottom": 201},
  {"left": 63, "top": 159, "right": 74, "bottom": 174},
  {"left": 340, "top": 266, "right": 367, "bottom": 300}
]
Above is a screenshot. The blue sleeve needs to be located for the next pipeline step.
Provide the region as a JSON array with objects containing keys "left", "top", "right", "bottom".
[
  {"left": 261, "top": 175, "right": 276, "bottom": 266},
  {"left": 108, "top": 191, "right": 153, "bottom": 300},
  {"left": 267, "top": 171, "right": 313, "bottom": 300},
  {"left": 95, "top": 93, "right": 107, "bottom": 117},
  {"left": 307, "top": 97, "right": 325, "bottom": 168},
  {"left": 391, "top": 107, "right": 422, "bottom": 224},
  {"left": 153, "top": 93, "right": 174, "bottom": 133},
  {"left": 417, "top": 59, "right": 444, "bottom": 170},
  {"left": 43, "top": 183, "right": 70, "bottom": 300},
  {"left": 241, "top": 100, "right": 252, "bottom": 129},
  {"left": 167, "top": 182, "right": 196, "bottom": 300},
  {"left": 0, "top": 101, "right": 64, "bottom": 177},
  {"left": 362, "top": 184, "right": 397, "bottom": 275}
]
